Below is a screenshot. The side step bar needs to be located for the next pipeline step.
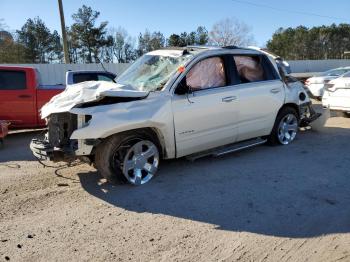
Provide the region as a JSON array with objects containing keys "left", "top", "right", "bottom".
[{"left": 186, "top": 138, "right": 267, "bottom": 161}]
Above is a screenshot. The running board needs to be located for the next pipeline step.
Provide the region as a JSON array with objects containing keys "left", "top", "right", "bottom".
[{"left": 186, "top": 138, "right": 267, "bottom": 161}]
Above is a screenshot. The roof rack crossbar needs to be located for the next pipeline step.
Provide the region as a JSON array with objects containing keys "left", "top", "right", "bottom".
[{"left": 186, "top": 45, "right": 219, "bottom": 50}]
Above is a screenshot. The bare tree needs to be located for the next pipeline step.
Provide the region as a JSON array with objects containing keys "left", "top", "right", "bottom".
[
  {"left": 114, "top": 27, "right": 127, "bottom": 62},
  {"left": 209, "top": 18, "right": 255, "bottom": 47},
  {"left": 109, "top": 27, "right": 136, "bottom": 63}
]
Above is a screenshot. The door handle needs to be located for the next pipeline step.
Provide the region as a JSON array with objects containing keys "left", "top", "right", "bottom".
[
  {"left": 270, "top": 88, "right": 281, "bottom": 94},
  {"left": 18, "top": 95, "right": 32, "bottom": 98},
  {"left": 222, "top": 96, "right": 237, "bottom": 102}
]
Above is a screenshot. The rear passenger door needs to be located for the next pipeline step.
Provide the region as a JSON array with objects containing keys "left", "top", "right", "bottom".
[{"left": 232, "top": 55, "right": 285, "bottom": 141}]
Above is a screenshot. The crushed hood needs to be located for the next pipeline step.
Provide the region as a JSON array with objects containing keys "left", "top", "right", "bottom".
[{"left": 41, "top": 81, "right": 149, "bottom": 118}]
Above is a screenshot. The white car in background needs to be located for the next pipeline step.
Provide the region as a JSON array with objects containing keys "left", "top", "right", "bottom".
[
  {"left": 305, "top": 67, "right": 350, "bottom": 98},
  {"left": 322, "top": 71, "right": 350, "bottom": 117}
]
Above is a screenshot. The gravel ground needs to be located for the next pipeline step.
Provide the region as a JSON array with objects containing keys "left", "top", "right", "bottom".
[{"left": 0, "top": 105, "right": 350, "bottom": 262}]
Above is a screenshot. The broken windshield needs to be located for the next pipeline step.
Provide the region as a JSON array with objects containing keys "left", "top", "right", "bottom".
[{"left": 116, "top": 51, "right": 193, "bottom": 92}]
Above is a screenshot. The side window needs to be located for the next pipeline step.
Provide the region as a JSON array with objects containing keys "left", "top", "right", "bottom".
[
  {"left": 0, "top": 71, "right": 26, "bottom": 90},
  {"left": 98, "top": 74, "right": 115, "bottom": 82},
  {"left": 233, "top": 55, "right": 266, "bottom": 83},
  {"left": 186, "top": 57, "right": 226, "bottom": 90}
]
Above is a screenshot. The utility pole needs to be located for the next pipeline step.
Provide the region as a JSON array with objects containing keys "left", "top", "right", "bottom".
[{"left": 58, "top": 0, "right": 70, "bottom": 63}]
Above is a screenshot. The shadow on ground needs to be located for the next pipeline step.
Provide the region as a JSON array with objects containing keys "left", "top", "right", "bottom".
[
  {"left": 78, "top": 126, "right": 350, "bottom": 238},
  {"left": 0, "top": 131, "right": 42, "bottom": 162}
]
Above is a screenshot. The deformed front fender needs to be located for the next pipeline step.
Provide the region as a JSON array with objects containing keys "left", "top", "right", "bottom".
[{"left": 69, "top": 92, "right": 176, "bottom": 159}]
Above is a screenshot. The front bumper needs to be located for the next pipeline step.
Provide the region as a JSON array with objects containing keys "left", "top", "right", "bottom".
[
  {"left": 299, "top": 102, "right": 322, "bottom": 127},
  {"left": 30, "top": 138, "right": 76, "bottom": 162}
]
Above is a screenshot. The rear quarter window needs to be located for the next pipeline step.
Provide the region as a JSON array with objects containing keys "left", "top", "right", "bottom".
[{"left": 0, "top": 70, "right": 27, "bottom": 90}]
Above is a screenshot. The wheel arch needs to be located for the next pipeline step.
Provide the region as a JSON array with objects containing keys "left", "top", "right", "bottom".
[
  {"left": 94, "top": 127, "right": 168, "bottom": 159},
  {"left": 279, "top": 103, "right": 300, "bottom": 120}
]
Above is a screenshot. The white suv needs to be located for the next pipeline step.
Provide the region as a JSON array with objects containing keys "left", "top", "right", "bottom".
[{"left": 31, "top": 46, "right": 319, "bottom": 185}]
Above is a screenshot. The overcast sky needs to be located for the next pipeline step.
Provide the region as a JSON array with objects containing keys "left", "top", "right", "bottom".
[{"left": 1, "top": 0, "right": 349, "bottom": 46}]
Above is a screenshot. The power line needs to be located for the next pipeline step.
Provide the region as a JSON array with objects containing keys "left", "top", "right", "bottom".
[{"left": 231, "top": 0, "right": 349, "bottom": 21}]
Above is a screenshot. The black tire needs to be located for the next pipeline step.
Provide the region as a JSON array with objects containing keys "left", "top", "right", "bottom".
[
  {"left": 342, "top": 112, "right": 350, "bottom": 118},
  {"left": 268, "top": 107, "right": 299, "bottom": 145},
  {"left": 94, "top": 130, "right": 160, "bottom": 185}
]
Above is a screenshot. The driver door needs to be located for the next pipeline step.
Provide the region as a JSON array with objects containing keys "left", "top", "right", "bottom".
[{"left": 172, "top": 56, "right": 239, "bottom": 157}]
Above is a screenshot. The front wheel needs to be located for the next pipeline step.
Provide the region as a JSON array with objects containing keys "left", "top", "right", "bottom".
[
  {"left": 94, "top": 131, "right": 160, "bottom": 186},
  {"left": 268, "top": 107, "right": 299, "bottom": 145}
]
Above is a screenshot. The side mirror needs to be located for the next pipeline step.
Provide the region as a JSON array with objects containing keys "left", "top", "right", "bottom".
[{"left": 175, "top": 79, "right": 190, "bottom": 95}]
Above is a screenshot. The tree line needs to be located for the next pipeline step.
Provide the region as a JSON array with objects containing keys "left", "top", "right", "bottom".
[
  {"left": 267, "top": 24, "right": 350, "bottom": 60},
  {"left": 2, "top": 5, "right": 350, "bottom": 64},
  {"left": 0, "top": 5, "right": 255, "bottom": 64}
]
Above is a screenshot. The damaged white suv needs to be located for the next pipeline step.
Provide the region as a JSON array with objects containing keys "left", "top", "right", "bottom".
[{"left": 31, "top": 46, "right": 319, "bottom": 185}]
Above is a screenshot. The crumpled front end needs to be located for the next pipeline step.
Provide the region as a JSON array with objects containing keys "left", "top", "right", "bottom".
[
  {"left": 30, "top": 112, "right": 85, "bottom": 162},
  {"left": 285, "top": 79, "right": 321, "bottom": 127},
  {"left": 31, "top": 81, "right": 150, "bottom": 162},
  {"left": 30, "top": 111, "right": 100, "bottom": 162}
]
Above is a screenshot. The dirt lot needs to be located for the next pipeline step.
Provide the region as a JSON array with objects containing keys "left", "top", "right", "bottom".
[{"left": 0, "top": 106, "right": 350, "bottom": 262}]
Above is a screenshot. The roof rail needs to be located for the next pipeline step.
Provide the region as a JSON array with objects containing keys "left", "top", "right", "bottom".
[
  {"left": 161, "top": 46, "right": 187, "bottom": 50},
  {"left": 222, "top": 45, "right": 239, "bottom": 49},
  {"left": 186, "top": 45, "right": 218, "bottom": 50},
  {"left": 160, "top": 46, "right": 192, "bottom": 55}
]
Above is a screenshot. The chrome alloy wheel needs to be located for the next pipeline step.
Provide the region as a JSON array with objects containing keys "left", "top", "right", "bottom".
[
  {"left": 122, "top": 140, "right": 159, "bottom": 185},
  {"left": 277, "top": 114, "right": 298, "bottom": 145}
]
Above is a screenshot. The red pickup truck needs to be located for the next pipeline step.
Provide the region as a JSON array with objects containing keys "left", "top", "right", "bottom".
[
  {"left": 0, "top": 66, "right": 62, "bottom": 128},
  {"left": 0, "top": 66, "right": 117, "bottom": 129}
]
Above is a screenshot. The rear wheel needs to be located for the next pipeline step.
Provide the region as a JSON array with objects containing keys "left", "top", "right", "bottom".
[
  {"left": 268, "top": 107, "right": 299, "bottom": 145},
  {"left": 94, "top": 131, "right": 160, "bottom": 185}
]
